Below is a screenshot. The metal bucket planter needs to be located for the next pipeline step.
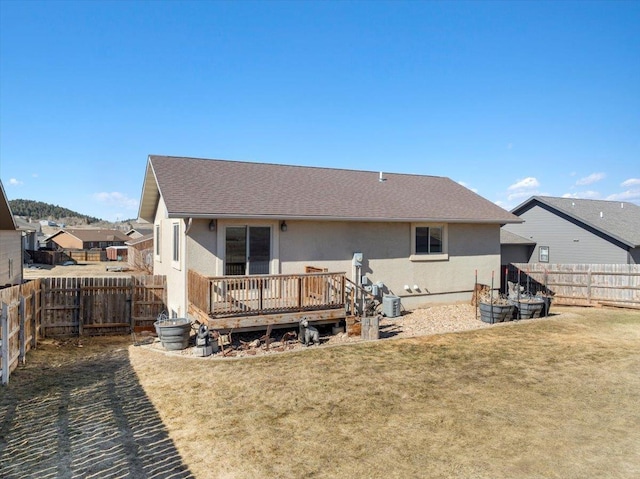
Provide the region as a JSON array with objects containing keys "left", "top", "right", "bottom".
[
  {"left": 479, "top": 302, "right": 514, "bottom": 324},
  {"left": 537, "top": 296, "right": 553, "bottom": 317},
  {"left": 510, "top": 299, "right": 545, "bottom": 319},
  {"left": 154, "top": 318, "right": 192, "bottom": 351}
]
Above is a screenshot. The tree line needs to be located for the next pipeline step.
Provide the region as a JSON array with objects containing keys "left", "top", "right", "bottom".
[{"left": 9, "top": 199, "right": 101, "bottom": 224}]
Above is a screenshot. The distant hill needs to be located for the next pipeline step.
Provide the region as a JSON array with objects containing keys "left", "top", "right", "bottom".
[{"left": 9, "top": 199, "right": 101, "bottom": 224}]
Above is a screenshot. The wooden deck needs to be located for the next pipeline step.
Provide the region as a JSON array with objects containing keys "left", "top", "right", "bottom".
[{"left": 188, "top": 270, "right": 347, "bottom": 331}]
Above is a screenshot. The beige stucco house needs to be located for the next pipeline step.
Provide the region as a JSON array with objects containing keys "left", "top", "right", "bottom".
[
  {"left": 47, "top": 228, "right": 130, "bottom": 250},
  {"left": 0, "top": 180, "right": 22, "bottom": 287},
  {"left": 138, "top": 155, "right": 521, "bottom": 326}
]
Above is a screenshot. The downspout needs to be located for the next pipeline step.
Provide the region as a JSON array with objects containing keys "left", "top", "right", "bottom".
[
  {"left": 183, "top": 217, "right": 193, "bottom": 318},
  {"left": 184, "top": 217, "right": 193, "bottom": 235}
]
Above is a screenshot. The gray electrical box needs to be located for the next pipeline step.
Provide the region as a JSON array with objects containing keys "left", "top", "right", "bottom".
[{"left": 382, "top": 295, "right": 401, "bottom": 318}]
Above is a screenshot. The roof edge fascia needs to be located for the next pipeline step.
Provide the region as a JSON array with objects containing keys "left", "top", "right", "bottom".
[
  {"left": 137, "top": 157, "right": 161, "bottom": 223},
  {"left": 166, "top": 212, "right": 522, "bottom": 224}
]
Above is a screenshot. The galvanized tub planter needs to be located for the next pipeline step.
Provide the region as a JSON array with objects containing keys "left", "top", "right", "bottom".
[
  {"left": 536, "top": 295, "right": 553, "bottom": 317},
  {"left": 154, "top": 317, "right": 192, "bottom": 351},
  {"left": 479, "top": 302, "right": 514, "bottom": 324},
  {"left": 509, "top": 298, "right": 545, "bottom": 320}
]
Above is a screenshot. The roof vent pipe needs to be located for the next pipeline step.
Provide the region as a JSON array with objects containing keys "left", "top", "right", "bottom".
[
  {"left": 379, "top": 171, "right": 386, "bottom": 182},
  {"left": 621, "top": 203, "right": 624, "bottom": 208},
  {"left": 600, "top": 211, "right": 603, "bottom": 218}
]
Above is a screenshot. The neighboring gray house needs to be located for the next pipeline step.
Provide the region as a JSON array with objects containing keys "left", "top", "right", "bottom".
[
  {"left": 0, "top": 180, "right": 22, "bottom": 287},
  {"left": 503, "top": 196, "right": 640, "bottom": 265},
  {"left": 500, "top": 229, "right": 536, "bottom": 265},
  {"left": 138, "top": 155, "right": 521, "bottom": 322},
  {"left": 14, "top": 217, "right": 40, "bottom": 253}
]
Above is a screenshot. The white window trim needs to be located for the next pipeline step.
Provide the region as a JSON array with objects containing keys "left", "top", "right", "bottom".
[
  {"left": 155, "top": 223, "right": 161, "bottom": 262},
  {"left": 172, "top": 221, "right": 181, "bottom": 270},
  {"left": 410, "top": 223, "right": 449, "bottom": 262},
  {"left": 539, "top": 246, "right": 549, "bottom": 263}
]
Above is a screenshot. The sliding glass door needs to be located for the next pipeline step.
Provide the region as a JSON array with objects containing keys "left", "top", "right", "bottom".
[{"left": 225, "top": 226, "right": 271, "bottom": 275}]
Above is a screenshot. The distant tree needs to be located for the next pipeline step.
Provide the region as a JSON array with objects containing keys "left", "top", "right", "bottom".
[{"left": 9, "top": 199, "right": 101, "bottom": 224}]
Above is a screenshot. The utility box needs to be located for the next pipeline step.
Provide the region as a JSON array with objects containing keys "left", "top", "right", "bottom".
[{"left": 382, "top": 295, "right": 401, "bottom": 318}]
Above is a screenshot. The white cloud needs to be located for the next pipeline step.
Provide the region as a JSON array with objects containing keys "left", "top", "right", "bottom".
[
  {"left": 621, "top": 178, "right": 640, "bottom": 188},
  {"left": 561, "top": 190, "right": 601, "bottom": 200},
  {"left": 508, "top": 177, "right": 540, "bottom": 191},
  {"left": 8, "top": 178, "right": 23, "bottom": 186},
  {"left": 93, "top": 192, "right": 139, "bottom": 210},
  {"left": 606, "top": 189, "right": 640, "bottom": 202},
  {"left": 507, "top": 190, "right": 539, "bottom": 202},
  {"left": 575, "top": 172, "right": 605, "bottom": 186}
]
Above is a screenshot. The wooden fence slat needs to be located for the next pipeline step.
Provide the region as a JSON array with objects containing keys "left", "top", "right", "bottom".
[
  {"left": 1, "top": 303, "right": 8, "bottom": 384},
  {"left": 507, "top": 263, "right": 640, "bottom": 308}
]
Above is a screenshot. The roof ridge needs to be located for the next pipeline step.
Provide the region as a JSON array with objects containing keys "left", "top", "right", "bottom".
[{"left": 148, "top": 154, "right": 446, "bottom": 180}]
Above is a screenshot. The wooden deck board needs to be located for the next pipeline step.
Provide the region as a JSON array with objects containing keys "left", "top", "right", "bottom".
[{"left": 188, "top": 303, "right": 345, "bottom": 332}]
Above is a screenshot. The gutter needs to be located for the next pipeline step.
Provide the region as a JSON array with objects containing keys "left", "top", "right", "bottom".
[{"left": 165, "top": 213, "right": 523, "bottom": 224}]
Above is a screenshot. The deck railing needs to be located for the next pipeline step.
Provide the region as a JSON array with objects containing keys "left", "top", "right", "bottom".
[{"left": 188, "top": 270, "right": 346, "bottom": 318}]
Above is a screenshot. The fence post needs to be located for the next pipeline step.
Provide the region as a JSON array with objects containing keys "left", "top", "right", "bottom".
[
  {"left": 587, "top": 267, "right": 592, "bottom": 304},
  {"left": 31, "top": 291, "right": 37, "bottom": 348},
  {"left": 77, "top": 281, "right": 83, "bottom": 337},
  {"left": 19, "top": 296, "right": 26, "bottom": 365},
  {"left": 1, "top": 302, "right": 9, "bottom": 384}
]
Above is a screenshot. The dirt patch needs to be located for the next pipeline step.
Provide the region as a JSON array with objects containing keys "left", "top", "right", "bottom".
[{"left": 23, "top": 261, "right": 137, "bottom": 279}]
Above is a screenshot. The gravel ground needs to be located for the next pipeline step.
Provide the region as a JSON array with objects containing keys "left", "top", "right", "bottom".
[
  {"left": 378, "top": 303, "right": 492, "bottom": 339},
  {"left": 140, "top": 303, "right": 508, "bottom": 359}
]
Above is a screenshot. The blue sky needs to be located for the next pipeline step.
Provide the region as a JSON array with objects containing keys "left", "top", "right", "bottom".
[{"left": 1, "top": 0, "right": 638, "bottom": 221}]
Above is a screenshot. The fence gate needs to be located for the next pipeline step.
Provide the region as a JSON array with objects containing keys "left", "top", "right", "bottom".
[{"left": 41, "top": 276, "right": 166, "bottom": 337}]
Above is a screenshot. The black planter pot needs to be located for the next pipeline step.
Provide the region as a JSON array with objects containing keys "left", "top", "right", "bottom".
[
  {"left": 154, "top": 318, "right": 191, "bottom": 350},
  {"left": 479, "top": 302, "right": 514, "bottom": 324}
]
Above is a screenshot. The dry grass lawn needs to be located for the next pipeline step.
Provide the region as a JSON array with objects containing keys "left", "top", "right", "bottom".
[
  {"left": 1, "top": 306, "right": 639, "bottom": 478},
  {"left": 130, "top": 307, "right": 640, "bottom": 479}
]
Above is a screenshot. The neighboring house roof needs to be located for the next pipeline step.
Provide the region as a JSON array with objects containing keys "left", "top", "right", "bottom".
[
  {"left": 511, "top": 196, "right": 640, "bottom": 248},
  {"left": 14, "top": 217, "right": 40, "bottom": 232},
  {"left": 139, "top": 155, "right": 521, "bottom": 224},
  {"left": 0, "top": 180, "right": 17, "bottom": 230},
  {"left": 49, "top": 228, "right": 131, "bottom": 243},
  {"left": 125, "top": 233, "right": 154, "bottom": 246},
  {"left": 126, "top": 227, "right": 153, "bottom": 237},
  {"left": 500, "top": 229, "right": 536, "bottom": 245}
]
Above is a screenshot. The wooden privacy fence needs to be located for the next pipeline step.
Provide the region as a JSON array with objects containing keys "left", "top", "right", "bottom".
[
  {"left": 41, "top": 275, "right": 167, "bottom": 336},
  {"left": 27, "top": 249, "right": 108, "bottom": 265},
  {"left": 507, "top": 263, "right": 640, "bottom": 308},
  {"left": 0, "top": 279, "right": 42, "bottom": 385},
  {"left": 0, "top": 275, "right": 166, "bottom": 384}
]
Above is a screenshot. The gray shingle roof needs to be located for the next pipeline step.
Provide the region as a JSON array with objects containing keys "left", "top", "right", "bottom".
[
  {"left": 500, "top": 229, "right": 536, "bottom": 245},
  {"left": 512, "top": 196, "right": 640, "bottom": 247},
  {"left": 53, "top": 228, "right": 131, "bottom": 243},
  {"left": 139, "top": 155, "right": 521, "bottom": 224}
]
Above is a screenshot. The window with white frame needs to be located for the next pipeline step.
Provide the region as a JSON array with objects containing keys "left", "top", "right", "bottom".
[
  {"left": 172, "top": 222, "right": 180, "bottom": 265},
  {"left": 411, "top": 224, "right": 448, "bottom": 261},
  {"left": 155, "top": 224, "right": 161, "bottom": 259},
  {"left": 539, "top": 246, "right": 549, "bottom": 263}
]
